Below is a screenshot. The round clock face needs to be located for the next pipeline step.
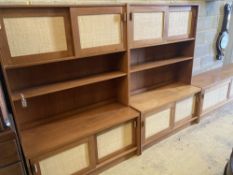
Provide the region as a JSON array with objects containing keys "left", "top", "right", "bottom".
[{"left": 220, "top": 32, "right": 229, "bottom": 49}]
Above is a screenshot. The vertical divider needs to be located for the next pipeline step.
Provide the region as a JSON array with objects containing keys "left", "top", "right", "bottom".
[
  {"left": 118, "top": 4, "right": 130, "bottom": 105},
  {"left": 69, "top": 7, "right": 79, "bottom": 58}
]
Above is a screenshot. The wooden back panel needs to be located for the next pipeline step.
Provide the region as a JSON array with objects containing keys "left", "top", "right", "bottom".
[
  {"left": 130, "top": 41, "right": 193, "bottom": 66},
  {"left": 14, "top": 79, "right": 121, "bottom": 130},
  {"left": 6, "top": 53, "right": 124, "bottom": 91}
]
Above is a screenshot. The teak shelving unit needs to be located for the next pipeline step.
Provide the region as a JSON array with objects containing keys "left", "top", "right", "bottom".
[
  {"left": 128, "top": 4, "right": 201, "bottom": 149},
  {"left": 0, "top": 3, "right": 200, "bottom": 175}
]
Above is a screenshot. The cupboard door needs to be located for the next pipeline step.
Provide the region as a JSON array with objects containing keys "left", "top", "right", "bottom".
[
  {"left": 203, "top": 81, "right": 230, "bottom": 111},
  {"left": 0, "top": 9, "right": 73, "bottom": 66},
  {"left": 130, "top": 6, "right": 167, "bottom": 48},
  {"left": 144, "top": 107, "right": 171, "bottom": 140},
  {"left": 35, "top": 140, "right": 91, "bottom": 175},
  {"left": 175, "top": 96, "right": 195, "bottom": 122},
  {"left": 97, "top": 121, "right": 134, "bottom": 160},
  {"left": 167, "top": 7, "right": 193, "bottom": 39},
  {"left": 70, "top": 6, "right": 125, "bottom": 57}
]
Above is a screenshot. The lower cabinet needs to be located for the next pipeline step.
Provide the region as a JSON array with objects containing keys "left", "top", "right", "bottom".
[
  {"left": 202, "top": 81, "right": 230, "bottom": 112},
  {"left": 30, "top": 120, "right": 137, "bottom": 175},
  {"left": 142, "top": 95, "right": 197, "bottom": 147}
]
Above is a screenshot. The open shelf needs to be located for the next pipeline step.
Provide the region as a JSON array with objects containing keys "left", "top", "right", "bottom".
[
  {"left": 131, "top": 56, "right": 193, "bottom": 73},
  {"left": 130, "top": 83, "right": 200, "bottom": 114},
  {"left": 20, "top": 102, "right": 139, "bottom": 158},
  {"left": 131, "top": 37, "right": 195, "bottom": 49},
  {"left": 12, "top": 71, "right": 126, "bottom": 101}
]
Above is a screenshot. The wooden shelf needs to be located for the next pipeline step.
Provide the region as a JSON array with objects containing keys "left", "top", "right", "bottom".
[
  {"left": 20, "top": 102, "right": 139, "bottom": 158},
  {"left": 192, "top": 64, "right": 233, "bottom": 89},
  {"left": 131, "top": 56, "right": 193, "bottom": 73},
  {"left": 130, "top": 83, "right": 201, "bottom": 114},
  {"left": 131, "top": 37, "right": 195, "bottom": 50},
  {"left": 5, "top": 49, "right": 126, "bottom": 70},
  {"left": 12, "top": 71, "right": 126, "bottom": 101}
]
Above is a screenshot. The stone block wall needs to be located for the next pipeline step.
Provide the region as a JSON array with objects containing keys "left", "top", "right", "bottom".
[{"left": 0, "top": 0, "right": 232, "bottom": 75}]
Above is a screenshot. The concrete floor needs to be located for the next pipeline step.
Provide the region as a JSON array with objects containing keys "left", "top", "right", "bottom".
[{"left": 101, "top": 103, "right": 233, "bottom": 175}]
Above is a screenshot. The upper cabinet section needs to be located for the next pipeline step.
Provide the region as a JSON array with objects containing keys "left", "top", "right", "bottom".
[
  {"left": 0, "top": 8, "right": 74, "bottom": 67},
  {"left": 129, "top": 5, "right": 198, "bottom": 48},
  {"left": 70, "top": 6, "right": 126, "bottom": 58},
  {"left": 0, "top": 4, "right": 197, "bottom": 67}
]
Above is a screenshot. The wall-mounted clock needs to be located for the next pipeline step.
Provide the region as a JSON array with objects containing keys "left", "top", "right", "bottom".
[{"left": 216, "top": 3, "right": 232, "bottom": 60}]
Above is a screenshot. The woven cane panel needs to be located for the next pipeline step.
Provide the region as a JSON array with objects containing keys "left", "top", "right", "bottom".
[
  {"left": 175, "top": 96, "right": 195, "bottom": 122},
  {"left": 39, "top": 143, "right": 90, "bottom": 175},
  {"left": 97, "top": 122, "right": 133, "bottom": 159},
  {"left": 145, "top": 108, "right": 170, "bottom": 139},
  {"left": 133, "top": 12, "right": 163, "bottom": 41},
  {"left": 203, "top": 83, "right": 229, "bottom": 111},
  {"left": 168, "top": 11, "right": 192, "bottom": 37},
  {"left": 3, "top": 17, "right": 67, "bottom": 57},
  {"left": 78, "top": 14, "right": 122, "bottom": 49}
]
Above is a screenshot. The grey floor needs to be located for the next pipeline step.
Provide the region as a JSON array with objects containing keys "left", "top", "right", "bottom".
[{"left": 101, "top": 103, "right": 233, "bottom": 175}]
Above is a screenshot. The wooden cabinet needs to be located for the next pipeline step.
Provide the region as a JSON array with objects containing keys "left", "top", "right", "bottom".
[
  {"left": 70, "top": 6, "right": 126, "bottom": 57},
  {"left": 139, "top": 93, "right": 199, "bottom": 148},
  {"left": 29, "top": 119, "right": 138, "bottom": 175},
  {"left": 202, "top": 81, "right": 230, "bottom": 111},
  {"left": 192, "top": 65, "right": 233, "bottom": 119},
  {"left": 0, "top": 4, "right": 199, "bottom": 174}
]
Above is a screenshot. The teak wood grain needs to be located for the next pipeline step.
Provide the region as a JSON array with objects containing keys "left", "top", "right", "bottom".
[
  {"left": 0, "top": 4, "right": 199, "bottom": 175},
  {"left": 11, "top": 71, "right": 126, "bottom": 101},
  {"left": 131, "top": 56, "right": 193, "bottom": 73},
  {"left": 130, "top": 83, "right": 200, "bottom": 114},
  {"left": 192, "top": 64, "right": 233, "bottom": 89},
  {"left": 21, "top": 102, "right": 139, "bottom": 158}
]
